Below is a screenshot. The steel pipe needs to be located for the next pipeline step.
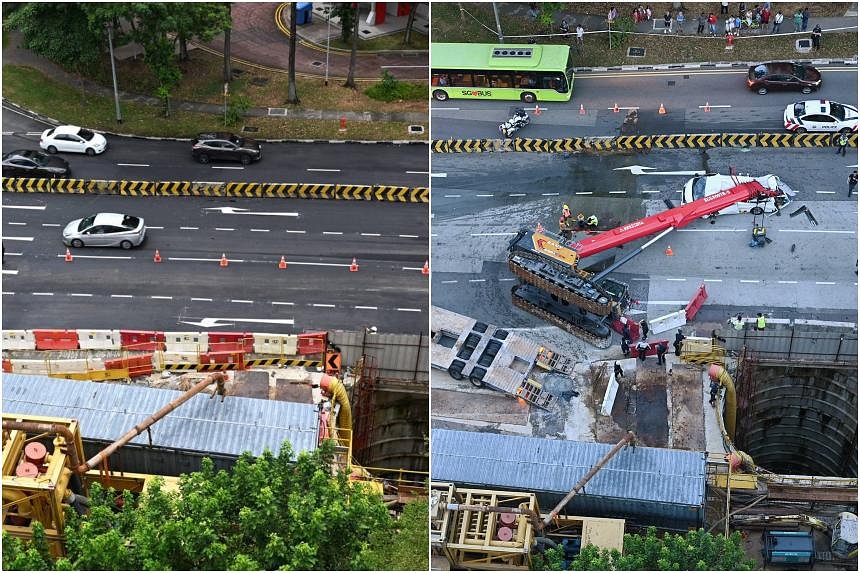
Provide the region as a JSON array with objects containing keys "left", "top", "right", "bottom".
[{"left": 1, "top": 421, "right": 83, "bottom": 472}]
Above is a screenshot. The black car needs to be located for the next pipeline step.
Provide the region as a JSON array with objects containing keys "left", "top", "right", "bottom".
[
  {"left": 2, "top": 149, "right": 71, "bottom": 178},
  {"left": 191, "top": 132, "right": 262, "bottom": 165},
  {"left": 747, "top": 62, "right": 822, "bottom": 95}
]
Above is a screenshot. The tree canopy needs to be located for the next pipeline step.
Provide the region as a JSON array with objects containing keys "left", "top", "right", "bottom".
[
  {"left": 535, "top": 526, "right": 757, "bottom": 571},
  {"left": 3, "top": 441, "right": 427, "bottom": 571}
]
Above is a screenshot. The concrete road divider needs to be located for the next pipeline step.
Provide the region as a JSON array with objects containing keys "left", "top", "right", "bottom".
[
  {"left": 3, "top": 330, "right": 36, "bottom": 350},
  {"left": 77, "top": 329, "right": 121, "bottom": 350},
  {"left": 253, "top": 333, "right": 299, "bottom": 355},
  {"left": 163, "top": 332, "right": 208, "bottom": 353}
]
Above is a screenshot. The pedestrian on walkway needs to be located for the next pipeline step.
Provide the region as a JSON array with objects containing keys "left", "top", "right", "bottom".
[
  {"left": 709, "top": 380, "right": 720, "bottom": 406},
  {"left": 811, "top": 23, "right": 822, "bottom": 49},
  {"left": 697, "top": 12, "right": 706, "bottom": 34},
  {"left": 793, "top": 10, "right": 802, "bottom": 32},
  {"left": 708, "top": 12, "right": 718, "bottom": 35},
  {"left": 621, "top": 319, "right": 631, "bottom": 342},
  {"left": 645, "top": 5, "right": 652, "bottom": 20},
  {"left": 720, "top": 1, "right": 729, "bottom": 15},
  {"left": 663, "top": 11, "right": 672, "bottom": 33},
  {"left": 801, "top": 7, "right": 809, "bottom": 31},
  {"left": 639, "top": 319, "right": 650, "bottom": 339},
  {"left": 726, "top": 16, "right": 735, "bottom": 35},
  {"left": 755, "top": 312, "right": 767, "bottom": 331},
  {"left": 656, "top": 342, "right": 668, "bottom": 365},
  {"left": 621, "top": 337, "right": 630, "bottom": 358},
  {"left": 676, "top": 10, "right": 686, "bottom": 33},
  {"left": 673, "top": 329, "right": 686, "bottom": 356},
  {"left": 849, "top": 170, "right": 857, "bottom": 197},
  {"left": 772, "top": 10, "right": 783, "bottom": 33},
  {"left": 836, "top": 132, "right": 850, "bottom": 156},
  {"left": 576, "top": 23, "right": 585, "bottom": 49},
  {"left": 614, "top": 362, "right": 624, "bottom": 379},
  {"left": 636, "top": 340, "right": 650, "bottom": 362}
]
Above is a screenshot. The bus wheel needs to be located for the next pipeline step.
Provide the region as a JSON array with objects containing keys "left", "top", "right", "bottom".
[
  {"left": 521, "top": 92, "right": 536, "bottom": 104},
  {"left": 433, "top": 90, "right": 449, "bottom": 101}
]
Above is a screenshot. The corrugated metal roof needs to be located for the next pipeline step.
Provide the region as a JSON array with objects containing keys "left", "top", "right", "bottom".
[
  {"left": 331, "top": 330, "right": 428, "bottom": 383},
  {"left": 2, "top": 374, "right": 318, "bottom": 457},
  {"left": 431, "top": 429, "right": 705, "bottom": 507}
]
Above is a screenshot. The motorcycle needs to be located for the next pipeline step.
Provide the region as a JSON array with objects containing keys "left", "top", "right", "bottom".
[{"left": 498, "top": 108, "right": 531, "bottom": 138}]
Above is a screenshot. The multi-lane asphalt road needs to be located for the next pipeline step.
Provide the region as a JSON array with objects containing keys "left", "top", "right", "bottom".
[
  {"left": 2, "top": 192, "right": 428, "bottom": 334},
  {"left": 431, "top": 148, "right": 858, "bottom": 328},
  {"left": 2, "top": 108, "right": 429, "bottom": 187},
  {"left": 431, "top": 65, "right": 859, "bottom": 139}
]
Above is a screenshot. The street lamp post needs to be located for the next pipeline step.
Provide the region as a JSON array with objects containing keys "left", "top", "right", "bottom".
[
  {"left": 106, "top": 22, "right": 123, "bottom": 124},
  {"left": 325, "top": 4, "right": 332, "bottom": 86},
  {"left": 492, "top": 2, "right": 504, "bottom": 43}
]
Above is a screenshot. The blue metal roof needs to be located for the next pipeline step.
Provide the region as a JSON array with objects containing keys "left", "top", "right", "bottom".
[
  {"left": 2, "top": 374, "right": 319, "bottom": 458},
  {"left": 431, "top": 429, "right": 706, "bottom": 507}
]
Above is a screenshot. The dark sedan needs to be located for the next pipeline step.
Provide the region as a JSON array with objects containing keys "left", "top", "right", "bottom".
[
  {"left": 747, "top": 62, "right": 821, "bottom": 95},
  {"left": 191, "top": 132, "right": 262, "bottom": 165},
  {"left": 2, "top": 149, "right": 71, "bottom": 178}
]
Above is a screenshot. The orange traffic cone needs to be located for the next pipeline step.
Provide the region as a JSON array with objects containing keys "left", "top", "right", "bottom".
[
  {"left": 278, "top": 256, "right": 287, "bottom": 269},
  {"left": 422, "top": 260, "right": 429, "bottom": 275},
  {"left": 220, "top": 253, "right": 229, "bottom": 267},
  {"left": 534, "top": 104, "right": 541, "bottom": 116},
  {"left": 536, "top": 222, "right": 544, "bottom": 233},
  {"left": 704, "top": 101, "right": 711, "bottom": 112},
  {"left": 613, "top": 102, "right": 620, "bottom": 113},
  {"left": 665, "top": 245, "right": 674, "bottom": 256},
  {"left": 153, "top": 249, "right": 162, "bottom": 263},
  {"left": 658, "top": 102, "right": 667, "bottom": 115},
  {"left": 64, "top": 248, "right": 73, "bottom": 262},
  {"left": 579, "top": 103, "right": 586, "bottom": 115},
  {"left": 349, "top": 257, "right": 359, "bottom": 272}
]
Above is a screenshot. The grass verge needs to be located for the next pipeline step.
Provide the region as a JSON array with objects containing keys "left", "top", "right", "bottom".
[{"left": 3, "top": 65, "right": 426, "bottom": 141}]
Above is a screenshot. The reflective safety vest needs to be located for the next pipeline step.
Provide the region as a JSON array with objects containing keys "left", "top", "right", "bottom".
[
  {"left": 733, "top": 318, "right": 744, "bottom": 330},
  {"left": 587, "top": 215, "right": 598, "bottom": 226},
  {"left": 756, "top": 315, "right": 766, "bottom": 329},
  {"left": 839, "top": 134, "right": 849, "bottom": 145}
]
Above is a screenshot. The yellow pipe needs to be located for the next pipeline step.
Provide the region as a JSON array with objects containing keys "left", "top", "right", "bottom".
[
  {"left": 708, "top": 364, "right": 737, "bottom": 440},
  {"left": 320, "top": 375, "right": 352, "bottom": 449}
]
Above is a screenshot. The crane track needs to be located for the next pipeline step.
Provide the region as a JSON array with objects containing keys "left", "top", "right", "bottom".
[
  {"left": 511, "top": 286, "right": 613, "bottom": 348},
  {"left": 508, "top": 256, "right": 613, "bottom": 317}
]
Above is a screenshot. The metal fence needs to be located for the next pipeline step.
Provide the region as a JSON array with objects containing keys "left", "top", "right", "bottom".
[
  {"left": 330, "top": 330, "right": 428, "bottom": 384},
  {"left": 724, "top": 323, "right": 857, "bottom": 366}
]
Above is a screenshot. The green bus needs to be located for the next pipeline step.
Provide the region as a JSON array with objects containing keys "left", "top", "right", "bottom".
[{"left": 431, "top": 43, "right": 574, "bottom": 103}]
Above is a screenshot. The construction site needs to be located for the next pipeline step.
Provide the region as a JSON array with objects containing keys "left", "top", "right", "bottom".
[
  {"left": 1, "top": 327, "right": 429, "bottom": 557},
  {"left": 430, "top": 156, "right": 858, "bottom": 570}
]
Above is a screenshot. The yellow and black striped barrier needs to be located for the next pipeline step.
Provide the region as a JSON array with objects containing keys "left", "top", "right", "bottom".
[
  {"left": 2, "top": 178, "right": 428, "bottom": 203},
  {"left": 432, "top": 132, "right": 858, "bottom": 153},
  {"left": 245, "top": 358, "right": 323, "bottom": 368},
  {"left": 161, "top": 358, "right": 324, "bottom": 371}
]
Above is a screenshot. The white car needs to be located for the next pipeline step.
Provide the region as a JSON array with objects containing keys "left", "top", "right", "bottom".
[
  {"left": 683, "top": 174, "right": 795, "bottom": 216},
  {"left": 39, "top": 125, "right": 107, "bottom": 156},
  {"left": 783, "top": 100, "right": 858, "bottom": 134}
]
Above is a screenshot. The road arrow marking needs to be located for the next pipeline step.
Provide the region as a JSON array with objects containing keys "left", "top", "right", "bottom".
[
  {"left": 614, "top": 165, "right": 707, "bottom": 176},
  {"left": 204, "top": 207, "right": 299, "bottom": 217},
  {"left": 180, "top": 317, "right": 295, "bottom": 328}
]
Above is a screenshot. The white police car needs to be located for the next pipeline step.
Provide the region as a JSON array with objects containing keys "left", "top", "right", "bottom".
[{"left": 783, "top": 100, "right": 858, "bottom": 134}]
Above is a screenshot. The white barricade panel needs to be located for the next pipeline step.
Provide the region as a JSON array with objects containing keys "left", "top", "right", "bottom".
[
  {"left": 163, "top": 332, "right": 207, "bottom": 353},
  {"left": 649, "top": 309, "right": 687, "bottom": 334},
  {"left": 601, "top": 371, "right": 620, "bottom": 417},
  {"left": 11, "top": 360, "right": 50, "bottom": 374},
  {"left": 253, "top": 333, "right": 298, "bottom": 356},
  {"left": 77, "top": 329, "right": 121, "bottom": 350},
  {"left": 161, "top": 352, "right": 200, "bottom": 364},
  {"left": 2, "top": 330, "right": 36, "bottom": 351}
]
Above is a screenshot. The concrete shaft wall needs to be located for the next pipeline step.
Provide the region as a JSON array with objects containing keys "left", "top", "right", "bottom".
[
  {"left": 737, "top": 365, "right": 857, "bottom": 478},
  {"left": 361, "top": 390, "right": 429, "bottom": 473}
]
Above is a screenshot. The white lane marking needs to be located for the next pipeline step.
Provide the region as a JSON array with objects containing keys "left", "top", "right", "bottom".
[
  {"left": 444, "top": 194, "right": 461, "bottom": 198},
  {"left": 703, "top": 279, "right": 723, "bottom": 283},
  {"left": 2, "top": 291, "right": 14, "bottom": 295},
  {"left": 7, "top": 222, "right": 26, "bottom": 226},
  {"left": 2, "top": 205, "right": 45, "bottom": 210},
  {"left": 215, "top": 227, "right": 235, "bottom": 231},
  {"left": 739, "top": 280, "right": 760, "bottom": 283},
  {"left": 191, "top": 297, "right": 213, "bottom": 301},
  {"left": 402, "top": 266, "right": 423, "bottom": 271},
  {"left": 698, "top": 104, "right": 731, "bottom": 108},
  {"left": 499, "top": 278, "right": 516, "bottom": 282},
  {"left": 631, "top": 277, "right": 650, "bottom": 281},
  {"left": 271, "top": 301, "right": 295, "bottom": 306},
  {"left": 4, "top": 252, "right": 22, "bottom": 256},
  {"left": 396, "top": 308, "right": 422, "bottom": 312},
  {"left": 69, "top": 293, "right": 93, "bottom": 297},
  {"left": 145, "top": 226, "right": 164, "bottom": 230},
  {"left": 815, "top": 281, "right": 837, "bottom": 285},
  {"left": 641, "top": 190, "right": 660, "bottom": 194},
  {"left": 431, "top": 173, "right": 448, "bottom": 178},
  {"left": 575, "top": 191, "right": 593, "bottom": 195},
  {"left": 441, "top": 280, "right": 458, "bottom": 284},
  {"left": 168, "top": 257, "right": 245, "bottom": 262},
  {"left": 816, "top": 191, "right": 836, "bottom": 194},
  {"left": 323, "top": 231, "right": 343, "bottom": 235},
  {"left": 231, "top": 299, "right": 254, "bottom": 304},
  {"left": 306, "top": 168, "right": 341, "bottom": 172},
  {"left": 212, "top": 166, "right": 244, "bottom": 170},
  {"left": 399, "top": 234, "right": 419, "bottom": 238},
  {"left": 56, "top": 254, "right": 133, "bottom": 260},
  {"left": 541, "top": 192, "right": 560, "bottom": 196},
  {"left": 250, "top": 229, "right": 270, "bottom": 233},
  {"left": 476, "top": 194, "right": 494, "bottom": 197},
  {"left": 406, "top": 170, "right": 429, "bottom": 174},
  {"left": 468, "top": 279, "right": 486, "bottom": 283},
  {"left": 204, "top": 207, "right": 299, "bottom": 217},
  {"left": 111, "top": 294, "right": 133, "bottom": 298},
  {"left": 1, "top": 270, "right": 19, "bottom": 275},
  {"left": 180, "top": 226, "right": 199, "bottom": 230},
  {"left": 607, "top": 106, "right": 640, "bottom": 110},
  {"left": 666, "top": 278, "right": 687, "bottom": 281},
  {"left": 471, "top": 232, "right": 517, "bottom": 236},
  {"left": 286, "top": 230, "right": 307, "bottom": 234},
  {"left": 150, "top": 295, "right": 173, "bottom": 300},
  {"left": 510, "top": 193, "right": 526, "bottom": 197},
  {"left": 355, "top": 305, "right": 378, "bottom": 310},
  {"left": 361, "top": 233, "right": 381, "bottom": 236},
  {"left": 779, "top": 229, "right": 854, "bottom": 234},
  {"left": 609, "top": 191, "right": 627, "bottom": 194},
  {"left": 313, "top": 303, "right": 336, "bottom": 308},
  {"left": 777, "top": 280, "right": 798, "bottom": 284},
  {"left": 32, "top": 292, "right": 54, "bottom": 296},
  {"left": 4, "top": 237, "right": 34, "bottom": 241},
  {"left": 284, "top": 261, "right": 350, "bottom": 267},
  {"left": 432, "top": 107, "right": 460, "bottom": 111},
  {"left": 42, "top": 223, "right": 61, "bottom": 227},
  {"left": 679, "top": 229, "right": 745, "bottom": 232},
  {"left": 117, "top": 163, "right": 150, "bottom": 167}
]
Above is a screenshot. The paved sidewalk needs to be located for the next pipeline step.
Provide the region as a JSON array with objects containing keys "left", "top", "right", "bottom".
[{"left": 2, "top": 29, "right": 426, "bottom": 124}]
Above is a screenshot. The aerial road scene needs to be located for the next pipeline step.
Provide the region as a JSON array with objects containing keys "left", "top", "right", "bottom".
[
  {"left": 2, "top": 2, "right": 429, "bottom": 570},
  {"left": 430, "top": 3, "right": 858, "bottom": 571}
]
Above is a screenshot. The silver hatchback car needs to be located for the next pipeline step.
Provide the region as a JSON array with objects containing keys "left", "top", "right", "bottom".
[{"left": 63, "top": 213, "right": 146, "bottom": 249}]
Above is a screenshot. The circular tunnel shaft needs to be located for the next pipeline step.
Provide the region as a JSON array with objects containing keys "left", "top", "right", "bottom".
[{"left": 735, "top": 365, "right": 857, "bottom": 478}]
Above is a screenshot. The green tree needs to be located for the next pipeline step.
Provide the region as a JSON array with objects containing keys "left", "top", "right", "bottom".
[
  {"left": 2, "top": 523, "right": 55, "bottom": 571},
  {"left": 344, "top": 2, "right": 359, "bottom": 89},
  {"left": 364, "top": 498, "right": 429, "bottom": 570},
  {"left": 286, "top": 1, "right": 299, "bottom": 104},
  {"left": 331, "top": 2, "right": 355, "bottom": 43},
  {"left": 538, "top": 2, "right": 564, "bottom": 30},
  {"left": 609, "top": 15, "right": 635, "bottom": 49}
]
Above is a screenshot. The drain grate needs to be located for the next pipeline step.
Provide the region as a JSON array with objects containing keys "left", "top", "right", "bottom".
[
  {"left": 249, "top": 77, "right": 269, "bottom": 86},
  {"left": 310, "top": 61, "right": 323, "bottom": 67},
  {"left": 267, "top": 108, "right": 288, "bottom": 116},
  {"left": 242, "top": 126, "right": 259, "bottom": 133},
  {"left": 627, "top": 47, "right": 646, "bottom": 57},
  {"left": 408, "top": 125, "right": 425, "bottom": 134}
]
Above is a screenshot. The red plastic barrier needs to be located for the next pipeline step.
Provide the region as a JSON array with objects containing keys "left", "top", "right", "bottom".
[
  {"left": 207, "top": 351, "right": 245, "bottom": 367},
  {"left": 298, "top": 332, "right": 327, "bottom": 355},
  {"left": 2, "top": 359, "right": 12, "bottom": 373},
  {"left": 611, "top": 317, "right": 641, "bottom": 342},
  {"left": 33, "top": 330, "right": 79, "bottom": 351},
  {"left": 104, "top": 354, "right": 154, "bottom": 378},
  {"left": 631, "top": 339, "right": 670, "bottom": 358},
  {"left": 208, "top": 332, "right": 254, "bottom": 353},
  {"left": 685, "top": 283, "right": 708, "bottom": 321},
  {"left": 119, "top": 330, "right": 165, "bottom": 351}
]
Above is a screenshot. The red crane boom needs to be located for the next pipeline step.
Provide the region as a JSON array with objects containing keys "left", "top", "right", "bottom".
[{"left": 571, "top": 181, "right": 777, "bottom": 259}]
